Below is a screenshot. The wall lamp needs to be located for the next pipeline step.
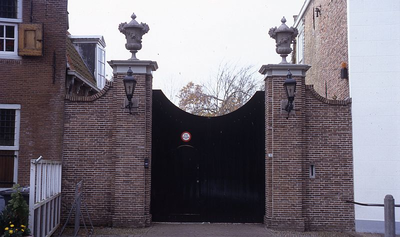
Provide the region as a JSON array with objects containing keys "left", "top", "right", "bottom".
[
  {"left": 283, "top": 70, "right": 296, "bottom": 119},
  {"left": 341, "top": 62, "right": 348, "bottom": 79},
  {"left": 123, "top": 67, "right": 137, "bottom": 114},
  {"left": 315, "top": 6, "right": 321, "bottom": 17}
]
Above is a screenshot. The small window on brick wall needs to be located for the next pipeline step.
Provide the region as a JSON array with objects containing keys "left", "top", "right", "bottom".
[
  {"left": 0, "top": 0, "right": 22, "bottom": 59},
  {"left": 0, "top": 0, "right": 18, "bottom": 19},
  {"left": 0, "top": 23, "right": 17, "bottom": 54},
  {"left": 0, "top": 104, "right": 20, "bottom": 189},
  {"left": 0, "top": 109, "right": 16, "bottom": 146},
  {"left": 0, "top": 23, "right": 43, "bottom": 57}
]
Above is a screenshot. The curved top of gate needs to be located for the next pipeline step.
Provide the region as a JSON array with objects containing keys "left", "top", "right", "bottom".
[{"left": 153, "top": 90, "right": 264, "bottom": 120}]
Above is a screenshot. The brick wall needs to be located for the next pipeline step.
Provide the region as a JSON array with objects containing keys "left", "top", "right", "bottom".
[
  {"left": 111, "top": 70, "right": 152, "bottom": 227},
  {"left": 300, "top": 0, "right": 349, "bottom": 100},
  {"left": 304, "top": 85, "right": 354, "bottom": 231},
  {"left": 263, "top": 65, "right": 308, "bottom": 231},
  {"left": 261, "top": 64, "right": 353, "bottom": 232},
  {"left": 0, "top": 0, "right": 67, "bottom": 185},
  {"left": 62, "top": 61, "right": 155, "bottom": 227},
  {"left": 63, "top": 82, "right": 116, "bottom": 226}
]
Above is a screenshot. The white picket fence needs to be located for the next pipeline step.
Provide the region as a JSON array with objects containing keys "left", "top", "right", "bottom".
[{"left": 29, "top": 157, "right": 62, "bottom": 237}]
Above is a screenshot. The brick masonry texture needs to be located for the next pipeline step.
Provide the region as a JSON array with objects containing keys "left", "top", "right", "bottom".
[
  {"left": 0, "top": 0, "right": 68, "bottom": 186},
  {"left": 264, "top": 66, "right": 353, "bottom": 232},
  {"left": 304, "top": 84, "right": 354, "bottom": 231},
  {"left": 300, "top": 0, "right": 349, "bottom": 100},
  {"left": 265, "top": 71, "right": 308, "bottom": 231},
  {"left": 62, "top": 67, "right": 153, "bottom": 227}
]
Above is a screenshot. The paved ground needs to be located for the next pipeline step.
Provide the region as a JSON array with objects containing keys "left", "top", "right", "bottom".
[{"left": 60, "top": 223, "right": 390, "bottom": 237}]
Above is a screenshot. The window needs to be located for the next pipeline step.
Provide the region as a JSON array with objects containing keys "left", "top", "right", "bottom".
[
  {"left": 0, "top": 0, "right": 18, "bottom": 19},
  {"left": 0, "top": 105, "right": 20, "bottom": 150},
  {"left": 0, "top": 0, "right": 22, "bottom": 59},
  {"left": 0, "top": 109, "right": 16, "bottom": 146},
  {"left": 96, "top": 46, "right": 106, "bottom": 89},
  {"left": 0, "top": 104, "right": 20, "bottom": 188},
  {"left": 0, "top": 22, "right": 17, "bottom": 54},
  {"left": 296, "top": 20, "right": 304, "bottom": 64}
]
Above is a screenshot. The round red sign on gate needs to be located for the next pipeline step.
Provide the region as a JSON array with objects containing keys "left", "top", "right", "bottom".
[{"left": 181, "top": 131, "right": 192, "bottom": 142}]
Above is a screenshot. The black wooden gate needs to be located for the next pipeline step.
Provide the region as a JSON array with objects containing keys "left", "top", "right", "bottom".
[{"left": 151, "top": 90, "right": 265, "bottom": 223}]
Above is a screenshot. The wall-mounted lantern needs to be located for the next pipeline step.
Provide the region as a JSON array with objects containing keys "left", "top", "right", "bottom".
[
  {"left": 123, "top": 67, "right": 137, "bottom": 114},
  {"left": 283, "top": 70, "right": 296, "bottom": 118},
  {"left": 341, "top": 62, "right": 348, "bottom": 79},
  {"left": 315, "top": 6, "right": 322, "bottom": 17}
]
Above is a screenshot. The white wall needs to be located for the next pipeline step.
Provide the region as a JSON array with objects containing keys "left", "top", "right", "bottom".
[{"left": 348, "top": 0, "right": 400, "bottom": 233}]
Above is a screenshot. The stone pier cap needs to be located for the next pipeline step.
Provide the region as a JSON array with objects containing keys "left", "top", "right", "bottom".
[
  {"left": 108, "top": 60, "right": 158, "bottom": 75},
  {"left": 259, "top": 64, "right": 310, "bottom": 78}
]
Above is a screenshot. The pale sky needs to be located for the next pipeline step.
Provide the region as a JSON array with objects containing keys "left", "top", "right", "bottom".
[{"left": 68, "top": 0, "right": 305, "bottom": 100}]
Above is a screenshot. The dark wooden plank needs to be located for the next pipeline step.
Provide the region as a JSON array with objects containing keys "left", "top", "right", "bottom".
[{"left": 0, "top": 151, "right": 14, "bottom": 188}]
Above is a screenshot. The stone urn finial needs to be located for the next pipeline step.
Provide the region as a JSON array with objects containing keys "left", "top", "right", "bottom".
[
  {"left": 268, "top": 17, "right": 298, "bottom": 64},
  {"left": 119, "top": 13, "right": 150, "bottom": 60}
]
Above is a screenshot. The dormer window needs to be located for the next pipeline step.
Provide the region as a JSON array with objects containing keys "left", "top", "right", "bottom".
[{"left": 69, "top": 35, "right": 107, "bottom": 89}]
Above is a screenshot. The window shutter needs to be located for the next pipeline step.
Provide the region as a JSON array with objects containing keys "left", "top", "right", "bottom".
[{"left": 18, "top": 23, "right": 43, "bottom": 56}]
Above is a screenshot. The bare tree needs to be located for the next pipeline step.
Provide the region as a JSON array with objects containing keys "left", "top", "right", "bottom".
[{"left": 178, "top": 64, "right": 262, "bottom": 116}]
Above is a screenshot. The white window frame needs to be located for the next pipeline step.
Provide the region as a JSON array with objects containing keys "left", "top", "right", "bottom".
[
  {"left": 0, "top": 104, "right": 21, "bottom": 189},
  {"left": 0, "top": 104, "right": 20, "bottom": 150},
  {"left": 96, "top": 45, "right": 106, "bottom": 89},
  {"left": 0, "top": 0, "right": 22, "bottom": 59},
  {"left": 296, "top": 20, "right": 305, "bottom": 64},
  {"left": 0, "top": 22, "right": 19, "bottom": 58}
]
